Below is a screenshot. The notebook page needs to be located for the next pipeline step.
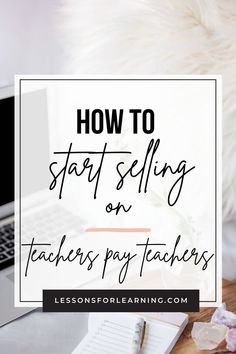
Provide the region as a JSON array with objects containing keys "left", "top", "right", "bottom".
[
  {"left": 72, "top": 315, "right": 143, "bottom": 354},
  {"left": 140, "top": 320, "right": 180, "bottom": 354},
  {"left": 72, "top": 313, "right": 187, "bottom": 354}
]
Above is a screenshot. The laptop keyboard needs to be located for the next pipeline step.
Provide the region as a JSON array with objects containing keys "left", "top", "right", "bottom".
[
  {"left": 0, "top": 222, "right": 14, "bottom": 271},
  {"left": 0, "top": 206, "right": 84, "bottom": 271}
]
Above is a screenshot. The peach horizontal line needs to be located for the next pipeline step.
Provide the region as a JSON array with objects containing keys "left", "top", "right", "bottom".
[{"left": 85, "top": 228, "right": 151, "bottom": 233}]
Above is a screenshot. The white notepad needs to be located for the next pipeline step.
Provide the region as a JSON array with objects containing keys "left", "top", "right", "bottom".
[{"left": 72, "top": 312, "right": 188, "bottom": 354}]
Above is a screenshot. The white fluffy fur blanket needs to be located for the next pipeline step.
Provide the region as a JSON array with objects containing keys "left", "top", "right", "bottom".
[{"left": 58, "top": 0, "right": 236, "bottom": 222}]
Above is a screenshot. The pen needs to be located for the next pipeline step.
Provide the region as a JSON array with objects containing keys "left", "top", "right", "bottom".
[{"left": 131, "top": 317, "right": 146, "bottom": 354}]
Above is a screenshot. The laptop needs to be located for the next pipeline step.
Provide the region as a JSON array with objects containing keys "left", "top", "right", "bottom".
[
  {"left": 0, "top": 85, "right": 84, "bottom": 326},
  {"left": 0, "top": 86, "right": 34, "bottom": 326}
]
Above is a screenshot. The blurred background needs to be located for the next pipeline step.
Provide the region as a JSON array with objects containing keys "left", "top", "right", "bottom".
[{"left": 0, "top": 0, "right": 64, "bottom": 87}]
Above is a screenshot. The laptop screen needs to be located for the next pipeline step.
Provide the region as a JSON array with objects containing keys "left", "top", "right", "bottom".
[
  {"left": 0, "top": 89, "right": 49, "bottom": 209},
  {"left": 0, "top": 96, "right": 14, "bottom": 206}
]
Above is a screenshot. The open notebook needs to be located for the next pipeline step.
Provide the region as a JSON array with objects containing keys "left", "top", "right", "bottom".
[{"left": 72, "top": 312, "right": 188, "bottom": 354}]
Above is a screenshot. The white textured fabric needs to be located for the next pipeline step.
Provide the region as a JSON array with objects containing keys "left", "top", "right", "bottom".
[
  {"left": 223, "top": 221, "right": 236, "bottom": 280},
  {"left": 58, "top": 0, "right": 236, "bottom": 222}
]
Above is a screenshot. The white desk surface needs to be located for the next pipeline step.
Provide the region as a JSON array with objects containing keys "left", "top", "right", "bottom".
[{"left": 0, "top": 310, "right": 88, "bottom": 354}]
